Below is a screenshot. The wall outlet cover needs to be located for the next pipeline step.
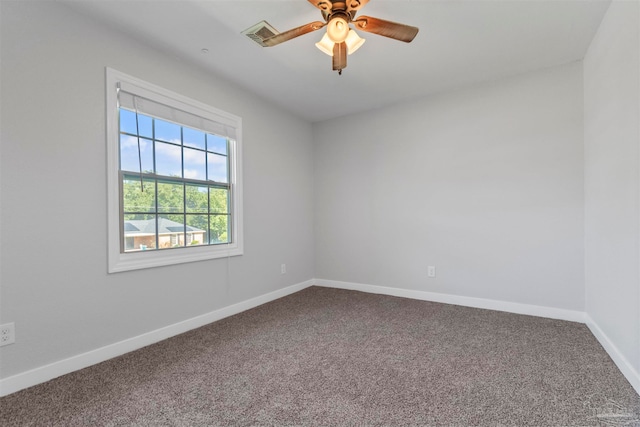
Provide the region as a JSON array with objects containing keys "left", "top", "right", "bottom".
[
  {"left": 428, "top": 266, "right": 436, "bottom": 278},
  {"left": 0, "top": 322, "right": 15, "bottom": 346}
]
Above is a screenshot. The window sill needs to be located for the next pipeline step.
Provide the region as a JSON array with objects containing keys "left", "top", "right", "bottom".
[{"left": 108, "top": 243, "right": 243, "bottom": 273}]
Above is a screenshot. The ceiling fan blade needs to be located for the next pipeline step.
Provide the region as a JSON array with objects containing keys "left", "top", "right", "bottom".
[
  {"left": 262, "top": 21, "right": 326, "bottom": 47},
  {"left": 353, "top": 16, "right": 419, "bottom": 43},
  {"left": 347, "top": 0, "right": 369, "bottom": 13},
  {"left": 307, "top": 0, "right": 332, "bottom": 12},
  {"left": 332, "top": 41, "right": 347, "bottom": 72}
]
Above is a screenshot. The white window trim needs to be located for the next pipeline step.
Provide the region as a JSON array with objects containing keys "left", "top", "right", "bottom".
[{"left": 106, "top": 67, "right": 243, "bottom": 273}]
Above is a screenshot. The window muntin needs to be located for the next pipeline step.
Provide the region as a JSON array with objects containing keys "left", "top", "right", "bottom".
[
  {"left": 119, "top": 112, "right": 232, "bottom": 252},
  {"left": 106, "top": 68, "right": 243, "bottom": 273}
]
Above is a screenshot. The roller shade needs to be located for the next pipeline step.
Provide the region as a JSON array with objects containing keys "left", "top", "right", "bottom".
[{"left": 117, "top": 82, "right": 237, "bottom": 140}]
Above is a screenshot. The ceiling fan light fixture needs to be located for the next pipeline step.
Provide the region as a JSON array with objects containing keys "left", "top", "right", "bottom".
[
  {"left": 317, "top": 29, "right": 365, "bottom": 57},
  {"left": 315, "top": 33, "right": 335, "bottom": 56},
  {"left": 326, "top": 16, "right": 349, "bottom": 43},
  {"left": 345, "top": 29, "right": 365, "bottom": 55}
]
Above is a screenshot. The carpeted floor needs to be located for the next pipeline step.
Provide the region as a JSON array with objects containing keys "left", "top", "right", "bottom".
[{"left": 1, "top": 286, "right": 639, "bottom": 426}]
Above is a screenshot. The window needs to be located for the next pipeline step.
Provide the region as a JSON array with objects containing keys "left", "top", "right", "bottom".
[{"left": 106, "top": 68, "right": 243, "bottom": 273}]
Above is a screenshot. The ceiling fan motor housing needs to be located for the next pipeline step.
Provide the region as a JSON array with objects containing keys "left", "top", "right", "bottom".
[{"left": 318, "top": 1, "right": 362, "bottom": 21}]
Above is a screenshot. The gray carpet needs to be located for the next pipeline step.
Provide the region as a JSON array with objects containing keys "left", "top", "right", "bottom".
[{"left": 1, "top": 286, "right": 639, "bottom": 426}]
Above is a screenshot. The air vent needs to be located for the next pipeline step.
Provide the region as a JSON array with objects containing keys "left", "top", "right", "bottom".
[{"left": 242, "top": 21, "right": 279, "bottom": 47}]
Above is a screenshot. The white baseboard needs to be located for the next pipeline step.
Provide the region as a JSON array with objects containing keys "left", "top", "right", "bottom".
[
  {"left": 585, "top": 314, "right": 640, "bottom": 396},
  {"left": 0, "top": 280, "right": 314, "bottom": 397},
  {"left": 314, "top": 279, "right": 586, "bottom": 323}
]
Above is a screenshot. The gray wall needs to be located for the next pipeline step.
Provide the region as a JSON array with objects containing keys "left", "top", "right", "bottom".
[
  {"left": 584, "top": 0, "right": 640, "bottom": 378},
  {"left": 313, "top": 62, "right": 585, "bottom": 310},
  {"left": 0, "top": 1, "right": 315, "bottom": 378}
]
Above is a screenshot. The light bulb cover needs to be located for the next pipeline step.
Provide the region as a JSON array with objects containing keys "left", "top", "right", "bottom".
[
  {"left": 326, "top": 16, "right": 349, "bottom": 43},
  {"left": 315, "top": 33, "right": 334, "bottom": 56},
  {"left": 345, "top": 29, "right": 365, "bottom": 55}
]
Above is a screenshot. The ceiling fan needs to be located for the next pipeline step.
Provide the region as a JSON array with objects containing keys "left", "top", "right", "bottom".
[{"left": 251, "top": 0, "right": 419, "bottom": 75}]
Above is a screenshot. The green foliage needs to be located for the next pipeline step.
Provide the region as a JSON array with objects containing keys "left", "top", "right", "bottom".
[
  {"left": 122, "top": 175, "right": 230, "bottom": 244},
  {"left": 122, "top": 177, "right": 155, "bottom": 214}
]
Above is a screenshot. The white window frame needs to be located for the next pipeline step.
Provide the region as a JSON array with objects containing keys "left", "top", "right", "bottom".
[{"left": 106, "top": 68, "right": 243, "bottom": 273}]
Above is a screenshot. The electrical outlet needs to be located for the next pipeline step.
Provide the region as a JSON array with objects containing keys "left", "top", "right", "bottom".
[
  {"left": 0, "top": 323, "right": 15, "bottom": 347},
  {"left": 281, "top": 264, "right": 287, "bottom": 274},
  {"left": 427, "top": 266, "right": 436, "bottom": 278}
]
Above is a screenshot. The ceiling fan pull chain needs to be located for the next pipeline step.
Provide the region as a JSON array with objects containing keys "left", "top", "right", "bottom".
[{"left": 133, "top": 97, "right": 144, "bottom": 192}]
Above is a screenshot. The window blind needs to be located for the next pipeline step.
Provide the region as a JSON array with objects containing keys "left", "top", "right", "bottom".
[{"left": 117, "top": 82, "right": 237, "bottom": 140}]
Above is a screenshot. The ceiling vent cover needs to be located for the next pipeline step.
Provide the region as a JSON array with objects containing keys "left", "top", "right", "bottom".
[{"left": 242, "top": 21, "right": 279, "bottom": 47}]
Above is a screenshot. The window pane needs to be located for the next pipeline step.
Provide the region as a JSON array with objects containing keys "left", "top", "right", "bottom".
[
  {"left": 125, "top": 236, "right": 135, "bottom": 251},
  {"left": 183, "top": 147, "right": 206, "bottom": 180},
  {"left": 207, "top": 134, "right": 227, "bottom": 155},
  {"left": 186, "top": 185, "right": 208, "bottom": 213},
  {"left": 123, "top": 213, "right": 157, "bottom": 251},
  {"left": 210, "top": 214, "right": 229, "bottom": 244},
  {"left": 207, "top": 152, "right": 228, "bottom": 183},
  {"left": 209, "top": 188, "right": 228, "bottom": 214},
  {"left": 157, "top": 181, "right": 184, "bottom": 213},
  {"left": 183, "top": 127, "right": 206, "bottom": 150},
  {"left": 186, "top": 215, "right": 208, "bottom": 246},
  {"left": 159, "top": 214, "right": 184, "bottom": 249},
  {"left": 155, "top": 119, "right": 181, "bottom": 143},
  {"left": 155, "top": 141, "right": 182, "bottom": 177},
  {"left": 119, "top": 109, "right": 137, "bottom": 135},
  {"left": 123, "top": 176, "right": 155, "bottom": 213},
  {"left": 119, "top": 109, "right": 152, "bottom": 138},
  {"left": 120, "top": 135, "right": 153, "bottom": 173}
]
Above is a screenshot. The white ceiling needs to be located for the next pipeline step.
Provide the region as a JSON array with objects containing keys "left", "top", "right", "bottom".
[{"left": 63, "top": 0, "right": 611, "bottom": 122}]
